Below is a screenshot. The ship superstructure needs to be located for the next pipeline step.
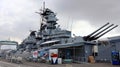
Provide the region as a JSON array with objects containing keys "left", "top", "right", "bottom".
[
  {"left": 18, "top": 7, "right": 72, "bottom": 52},
  {"left": 15, "top": 6, "right": 118, "bottom": 63}
]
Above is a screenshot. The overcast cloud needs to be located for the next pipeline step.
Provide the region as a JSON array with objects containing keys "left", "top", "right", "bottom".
[{"left": 0, "top": 0, "right": 120, "bottom": 43}]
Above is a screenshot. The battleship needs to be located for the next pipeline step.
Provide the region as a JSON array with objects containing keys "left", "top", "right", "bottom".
[{"left": 4, "top": 5, "right": 118, "bottom": 64}]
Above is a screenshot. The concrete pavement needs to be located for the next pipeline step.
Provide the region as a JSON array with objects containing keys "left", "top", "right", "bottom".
[{"left": 0, "top": 60, "right": 120, "bottom": 67}]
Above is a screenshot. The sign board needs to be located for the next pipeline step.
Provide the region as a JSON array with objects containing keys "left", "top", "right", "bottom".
[
  {"left": 49, "top": 49, "right": 58, "bottom": 60},
  {"left": 33, "top": 51, "right": 38, "bottom": 58}
]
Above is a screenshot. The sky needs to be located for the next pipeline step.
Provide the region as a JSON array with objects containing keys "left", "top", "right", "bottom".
[{"left": 0, "top": 0, "right": 120, "bottom": 44}]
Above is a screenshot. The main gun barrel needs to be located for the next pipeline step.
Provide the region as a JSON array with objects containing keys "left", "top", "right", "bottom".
[
  {"left": 95, "top": 25, "right": 118, "bottom": 40},
  {"left": 88, "top": 22, "right": 109, "bottom": 37},
  {"left": 84, "top": 22, "right": 109, "bottom": 41},
  {"left": 92, "top": 24, "right": 114, "bottom": 37}
]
